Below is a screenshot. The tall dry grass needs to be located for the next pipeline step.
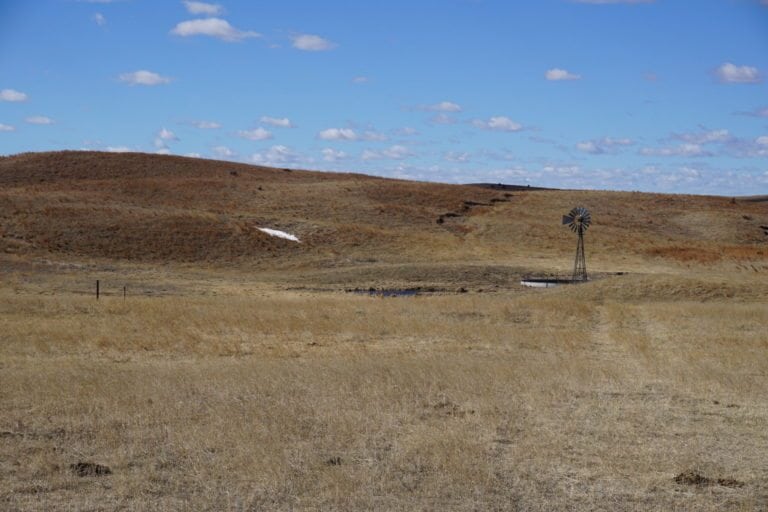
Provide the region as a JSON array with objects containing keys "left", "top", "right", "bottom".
[{"left": 2, "top": 271, "right": 767, "bottom": 510}]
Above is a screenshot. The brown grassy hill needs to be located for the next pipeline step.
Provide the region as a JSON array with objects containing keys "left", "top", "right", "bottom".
[{"left": 1, "top": 151, "right": 767, "bottom": 278}]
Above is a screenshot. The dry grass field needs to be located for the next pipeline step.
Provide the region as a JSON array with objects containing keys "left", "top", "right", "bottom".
[{"left": 1, "top": 152, "right": 768, "bottom": 510}]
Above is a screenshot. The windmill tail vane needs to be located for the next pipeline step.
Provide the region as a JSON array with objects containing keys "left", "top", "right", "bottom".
[{"left": 562, "top": 207, "right": 591, "bottom": 281}]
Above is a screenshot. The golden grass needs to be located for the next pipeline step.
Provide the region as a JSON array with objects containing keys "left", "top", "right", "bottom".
[{"left": 2, "top": 271, "right": 767, "bottom": 510}]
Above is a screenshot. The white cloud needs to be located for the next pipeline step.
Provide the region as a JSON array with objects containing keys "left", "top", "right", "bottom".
[
  {"left": 185, "top": 152, "right": 203, "bottom": 158},
  {"left": 171, "top": 18, "right": 259, "bottom": 42},
  {"left": 576, "top": 137, "right": 633, "bottom": 154},
  {"left": 716, "top": 62, "right": 762, "bottom": 84},
  {"left": 154, "top": 128, "right": 179, "bottom": 150},
  {"left": 105, "top": 146, "right": 133, "bottom": 153},
  {"left": 430, "top": 114, "right": 458, "bottom": 125},
  {"left": 445, "top": 151, "right": 471, "bottom": 163},
  {"left": 673, "top": 128, "right": 731, "bottom": 144},
  {"left": 318, "top": 128, "right": 358, "bottom": 141},
  {"left": 352, "top": 76, "right": 369, "bottom": 84},
  {"left": 321, "top": 148, "right": 347, "bottom": 162},
  {"left": 361, "top": 145, "right": 412, "bottom": 160},
  {"left": 723, "top": 136, "right": 768, "bottom": 157},
  {"left": 419, "top": 101, "right": 462, "bottom": 112},
  {"left": 213, "top": 145, "right": 236, "bottom": 158},
  {"left": 545, "top": 68, "right": 581, "bottom": 81},
  {"left": 260, "top": 116, "right": 293, "bottom": 128},
  {"left": 183, "top": 1, "right": 223, "bottom": 16},
  {"left": 472, "top": 116, "right": 523, "bottom": 132},
  {"left": 158, "top": 127, "right": 178, "bottom": 141},
  {"left": 25, "top": 116, "right": 54, "bottom": 125},
  {"left": 362, "top": 130, "right": 387, "bottom": 141},
  {"left": 93, "top": 13, "right": 106, "bottom": 26},
  {"left": 639, "top": 143, "right": 710, "bottom": 157},
  {"left": 156, "top": 148, "right": 172, "bottom": 155},
  {"left": 190, "top": 120, "right": 221, "bottom": 129},
  {"left": 118, "top": 70, "right": 171, "bottom": 86},
  {"left": 237, "top": 127, "right": 272, "bottom": 140},
  {"left": 0, "top": 89, "right": 28, "bottom": 102},
  {"left": 250, "top": 145, "right": 302, "bottom": 165},
  {"left": 292, "top": 34, "right": 337, "bottom": 51},
  {"left": 0, "top": 123, "right": 15, "bottom": 132}
]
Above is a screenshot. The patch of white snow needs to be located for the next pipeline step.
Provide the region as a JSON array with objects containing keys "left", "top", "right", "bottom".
[{"left": 258, "top": 227, "right": 300, "bottom": 242}]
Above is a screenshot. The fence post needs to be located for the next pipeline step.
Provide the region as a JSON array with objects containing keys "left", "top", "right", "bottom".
[{"left": 96, "top": 280, "right": 100, "bottom": 300}]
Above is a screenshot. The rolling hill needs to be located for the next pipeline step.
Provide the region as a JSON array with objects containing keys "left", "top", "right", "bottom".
[{"left": 1, "top": 150, "right": 767, "bottom": 287}]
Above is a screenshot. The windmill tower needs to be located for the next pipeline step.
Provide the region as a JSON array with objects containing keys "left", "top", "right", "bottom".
[{"left": 562, "top": 207, "right": 591, "bottom": 281}]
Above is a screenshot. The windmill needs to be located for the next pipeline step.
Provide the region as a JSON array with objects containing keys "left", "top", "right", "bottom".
[{"left": 562, "top": 206, "right": 591, "bottom": 281}]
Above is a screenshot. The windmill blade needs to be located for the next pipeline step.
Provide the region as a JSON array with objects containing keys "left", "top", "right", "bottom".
[{"left": 562, "top": 215, "right": 573, "bottom": 225}]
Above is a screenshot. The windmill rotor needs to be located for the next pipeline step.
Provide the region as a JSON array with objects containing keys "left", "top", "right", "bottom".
[{"left": 562, "top": 206, "right": 591, "bottom": 233}]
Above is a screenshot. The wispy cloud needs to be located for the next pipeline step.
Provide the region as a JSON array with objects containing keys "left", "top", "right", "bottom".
[
  {"left": 394, "top": 127, "right": 419, "bottom": 136},
  {"left": 182, "top": 1, "right": 223, "bottom": 16},
  {"left": 672, "top": 128, "right": 731, "bottom": 144},
  {"left": 250, "top": 145, "right": 305, "bottom": 165},
  {"left": 429, "top": 114, "right": 459, "bottom": 125},
  {"left": 416, "top": 101, "right": 462, "bottom": 112},
  {"left": 321, "top": 148, "right": 347, "bottom": 162},
  {"left": 154, "top": 127, "right": 179, "bottom": 150},
  {"left": 361, "top": 145, "right": 413, "bottom": 160},
  {"left": 352, "top": 76, "right": 369, "bottom": 84},
  {"left": 0, "top": 89, "right": 28, "bottom": 102},
  {"left": 472, "top": 116, "right": 523, "bottom": 132},
  {"left": 118, "top": 70, "right": 171, "bottom": 86},
  {"left": 639, "top": 143, "right": 711, "bottom": 157},
  {"left": 212, "top": 145, "right": 236, "bottom": 159},
  {"left": 292, "top": 34, "right": 337, "bottom": 51},
  {"left": 576, "top": 137, "right": 633, "bottom": 154},
  {"left": 189, "top": 120, "right": 221, "bottom": 129},
  {"left": 722, "top": 135, "right": 768, "bottom": 158},
  {"left": 93, "top": 13, "right": 106, "bottom": 26},
  {"left": 171, "top": 18, "right": 259, "bottom": 42},
  {"left": 736, "top": 106, "right": 768, "bottom": 118},
  {"left": 237, "top": 127, "right": 273, "bottom": 140},
  {"left": 444, "top": 151, "right": 471, "bottom": 163},
  {"left": 0, "top": 123, "right": 15, "bottom": 132},
  {"left": 545, "top": 68, "right": 581, "bottom": 81},
  {"left": 716, "top": 62, "right": 761, "bottom": 84},
  {"left": 25, "top": 116, "right": 54, "bottom": 125},
  {"left": 260, "top": 116, "right": 293, "bottom": 128}
]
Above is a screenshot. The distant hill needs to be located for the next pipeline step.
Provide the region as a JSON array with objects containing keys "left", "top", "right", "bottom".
[{"left": 1, "top": 151, "right": 766, "bottom": 271}]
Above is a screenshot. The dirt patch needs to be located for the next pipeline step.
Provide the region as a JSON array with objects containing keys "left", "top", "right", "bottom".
[
  {"left": 674, "top": 470, "right": 744, "bottom": 488},
  {"left": 70, "top": 462, "right": 112, "bottom": 477}
]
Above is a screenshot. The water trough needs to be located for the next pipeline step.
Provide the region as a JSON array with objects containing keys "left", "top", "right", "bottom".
[{"left": 520, "top": 278, "right": 581, "bottom": 288}]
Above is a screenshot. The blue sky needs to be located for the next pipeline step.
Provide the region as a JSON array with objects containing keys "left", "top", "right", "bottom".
[{"left": 0, "top": 0, "right": 767, "bottom": 195}]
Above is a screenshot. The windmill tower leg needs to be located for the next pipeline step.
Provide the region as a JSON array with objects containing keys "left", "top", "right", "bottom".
[{"left": 573, "top": 231, "right": 587, "bottom": 281}]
